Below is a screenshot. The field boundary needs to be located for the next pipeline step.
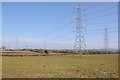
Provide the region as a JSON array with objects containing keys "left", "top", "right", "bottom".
[{"left": 1, "top": 54, "right": 68, "bottom": 56}]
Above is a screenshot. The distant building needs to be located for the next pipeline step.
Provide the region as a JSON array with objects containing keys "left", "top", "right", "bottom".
[
  {"left": 0, "top": 48, "right": 3, "bottom": 51},
  {"left": 0, "top": 46, "right": 6, "bottom": 51}
]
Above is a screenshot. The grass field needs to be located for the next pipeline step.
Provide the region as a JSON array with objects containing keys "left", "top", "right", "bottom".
[{"left": 2, "top": 54, "right": 118, "bottom": 78}]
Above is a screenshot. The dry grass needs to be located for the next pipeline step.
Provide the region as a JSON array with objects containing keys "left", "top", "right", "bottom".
[{"left": 2, "top": 54, "right": 118, "bottom": 78}]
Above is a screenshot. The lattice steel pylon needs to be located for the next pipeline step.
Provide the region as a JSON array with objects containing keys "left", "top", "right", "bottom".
[
  {"left": 73, "top": 5, "right": 86, "bottom": 54},
  {"left": 15, "top": 38, "right": 18, "bottom": 52},
  {"left": 104, "top": 28, "right": 109, "bottom": 53}
]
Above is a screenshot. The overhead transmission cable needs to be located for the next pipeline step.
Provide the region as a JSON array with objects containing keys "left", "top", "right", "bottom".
[
  {"left": 84, "top": 2, "right": 105, "bottom": 10},
  {"left": 39, "top": 11, "right": 75, "bottom": 36},
  {"left": 84, "top": 5, "right": 117, "bottom": 16}
]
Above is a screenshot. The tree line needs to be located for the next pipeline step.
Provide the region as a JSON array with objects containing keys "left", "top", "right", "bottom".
[{"left": 19, "top": 49, "right": 116, "bottom": 54}]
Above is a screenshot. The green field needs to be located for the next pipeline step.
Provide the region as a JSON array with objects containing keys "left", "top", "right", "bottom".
[{"left": 2, "top": 54, "right": 118, "bottom": 78}]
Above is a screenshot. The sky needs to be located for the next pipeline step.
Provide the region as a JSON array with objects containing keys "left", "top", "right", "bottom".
[{"left": 2, "top": 2, "right": 118, "bottom": 49}]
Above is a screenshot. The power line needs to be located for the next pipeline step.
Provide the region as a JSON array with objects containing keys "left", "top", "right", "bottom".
[
  {"left": 30, "top": 21, "right": 73, "bottom": 43},
  {"left": 43, "top": 21, "right": 73, "bottom": 37},
  {"left": 84, "top": 2, "right": 105, "bottom": 10},
  {"left": 87, "top": 12, "right": 117, "bottom": 20},
  {"left": 54, "top": 31, "right": 74, "bottom": 41},
  {"left": 88, "top": 20, "right": 117, "bottom": 26},
  {"left": 86, "top": 30, "right": 119, "bottom": 34},
  {"left": 45, "top": 6, "right": 116, "bottom": 38},
  {"left": 33, "top": 5, "right": 117, "bottom": 39},
  {"left": 17, "top": 4, "right": 118, "bottom": 49},
  {"left": 39, "top": 11, "right": 75, "bottom": 35},
  {"left": 84, "top": 5, "right": 117, "bottom": 16},
  {"left": 86, "top": 27, "right": 117, "bottom": 32}
]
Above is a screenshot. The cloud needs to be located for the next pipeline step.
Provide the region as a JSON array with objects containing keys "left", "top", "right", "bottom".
[
  {"left": 2, "top": 37, "right": 74, "bottom": 49},
  {"left": 2, "top": 37, "right": 118, "bottom": 49}
]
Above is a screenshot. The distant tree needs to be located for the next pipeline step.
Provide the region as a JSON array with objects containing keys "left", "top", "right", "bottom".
[{"left": 44, "top": 50, "right": 49, "bottom": 55}]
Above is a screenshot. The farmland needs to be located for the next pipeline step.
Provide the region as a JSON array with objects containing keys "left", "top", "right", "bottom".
[
  {"left": 2, "top": 2, "right": 119, "bottom": 79},
  {"left": 2, "top": 53, "right": 118, "bottom": 78}
]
